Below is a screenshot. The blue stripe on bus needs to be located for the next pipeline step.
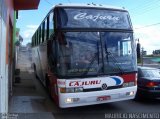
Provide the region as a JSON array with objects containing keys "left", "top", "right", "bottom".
[{"left": 111, "top": 77, "right": 122, "bottom": 85}]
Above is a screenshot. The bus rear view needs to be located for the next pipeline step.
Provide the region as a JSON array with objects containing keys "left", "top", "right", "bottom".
[{"left": 32, "top": 4, "right": 137, "bottom": 108}]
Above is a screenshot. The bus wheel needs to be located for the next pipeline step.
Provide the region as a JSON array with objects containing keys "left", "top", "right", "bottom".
[
  {"left": 134, "top": 90, "right": 144, "bottom": 101},
  {"left": 46, "top": 76, "right": 53, "bottom": 99}
]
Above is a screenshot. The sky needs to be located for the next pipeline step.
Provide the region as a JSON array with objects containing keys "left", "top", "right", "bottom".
[{"left": 17, "top": 0, "right": 160, "bottom": 54}]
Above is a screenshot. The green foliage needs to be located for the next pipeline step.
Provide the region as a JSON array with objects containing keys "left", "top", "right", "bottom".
[
  {"left": 137, "top": 58, "right": 141, "bottom": 63},
  {"left": 145, "top": 55, "right": 154, "bottom": 57}
]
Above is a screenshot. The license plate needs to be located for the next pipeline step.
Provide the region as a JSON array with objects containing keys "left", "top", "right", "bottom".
[{"left": 97, "top": 96, "right": 111, "bottom": 101}]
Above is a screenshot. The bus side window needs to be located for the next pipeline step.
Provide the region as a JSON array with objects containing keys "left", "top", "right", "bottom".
[
  {"left": 38, "top": 26, "right": 40, "bottom": 44},
  {"left": 42, "top": 21, "right": 45, "bottom": 42},
  {"left": 44, "top": 19, "right": 48, "bottom": 41},
  {"left": 49, "top": 11, "right": 54, "bottom": 37},
  {"left": 39, "top": 25, "right": 42, "bottom": 44},
  {"left": 46, "top": 16, "right": 49, "bottom": 40},
  {"left": 36, "top": 28, "right": 39, "bottom": 45}
]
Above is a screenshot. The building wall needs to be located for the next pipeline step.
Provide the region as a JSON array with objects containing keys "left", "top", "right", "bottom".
[
  {"left": 0, "top": 0, "right": 39, "bottom": 114},
  {"left": 5, "top": 0, "right": 14, "bottom": 24},
  {"left": 0, "top": 0, "right": 14, "bottom": 113}
]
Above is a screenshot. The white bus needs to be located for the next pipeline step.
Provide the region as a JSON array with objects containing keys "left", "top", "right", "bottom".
[{"left": 32, "top": 3, "right": 137, "bottom": 108}]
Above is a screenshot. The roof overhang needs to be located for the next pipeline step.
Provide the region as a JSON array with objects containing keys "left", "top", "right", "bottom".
[{"left": 14, "top": 0, "right": 40, "bottom": 10}]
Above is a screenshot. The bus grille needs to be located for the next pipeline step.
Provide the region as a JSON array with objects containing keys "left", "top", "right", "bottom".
[{"left": 83, "top": 85, "right": 123, "bottom": 92}]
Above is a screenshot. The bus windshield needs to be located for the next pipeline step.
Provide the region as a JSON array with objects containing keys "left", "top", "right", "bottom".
[
  {"left": 57, "top": 8, "right": 131, "bottom": 29},
  {"left": 56, "top": 32, "right": 136, "bottom": 77}
]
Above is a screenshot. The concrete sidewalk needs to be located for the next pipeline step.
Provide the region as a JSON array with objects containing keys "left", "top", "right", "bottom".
[
  {"left": 9, "top": 70, "right": 55, "bottom": 119},
  {"left": 9, "top": 50, "right": 55, "bottom": 119}
]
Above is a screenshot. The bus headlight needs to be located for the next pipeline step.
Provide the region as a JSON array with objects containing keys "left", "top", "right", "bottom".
[
  {"left": 75, "top": 87, "right": 83, "bottom": 92},
  {"left": 128, "top": 82, "right": 135, "bottom": 86},
  {"left": 123, "top": 81, "right": 135, "bottom": 87},
  {"left": 65, "top": 98, "right": 73, "bottom": 103},
  {"left": 60, "top": 87, "right": 83, "bottom": 93},
  {"left": 65, "top": 98, "right": 80, "bottom": 103},
  {"left": 126, "top": 91, "right": 135, "bottom": 96},
  {"left": 66, "top": 88, "right": 75, "bottom": 93}
]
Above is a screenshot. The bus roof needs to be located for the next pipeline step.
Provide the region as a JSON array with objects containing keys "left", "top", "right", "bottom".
[{"left": 52, "top": 3, "right": 126, "bottom": 11}]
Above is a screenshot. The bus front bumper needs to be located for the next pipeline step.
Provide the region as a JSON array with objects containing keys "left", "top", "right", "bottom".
[{"left": 58, "top": 86, "right": 137, "bottom": 108}]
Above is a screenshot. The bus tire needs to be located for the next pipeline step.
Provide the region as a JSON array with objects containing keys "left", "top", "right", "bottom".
[
  {"left": 45, "top": 75, "right": 53, "bottom": 99},
  {"left": 134, "top": 90, "right": 144, "bottom": 101}
]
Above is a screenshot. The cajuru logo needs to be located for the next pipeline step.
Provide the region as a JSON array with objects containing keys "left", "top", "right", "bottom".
[
  {"left": 67, "top": 76, "right": 123, "bottom": 87},
  {"left": 74, "top": 13, "right": 120, "bottom": 21},
  {"left": 69, "top": 80, "right": 101, "bottom": 87}
]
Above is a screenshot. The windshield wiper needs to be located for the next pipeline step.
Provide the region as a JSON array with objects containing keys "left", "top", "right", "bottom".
[
  {"left": 105, "top": 51, "right": 124, "bottom": 75},
  {"left": 80, "top": 52, "right": 99, "bottom": 77},
  {"left": 81, "top": 42, "right": 100, "bottom": 77}
]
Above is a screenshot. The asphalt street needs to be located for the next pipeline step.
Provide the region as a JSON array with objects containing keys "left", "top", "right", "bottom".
[{"left": 10, "top": 48, "right": 160, "bottom": 119}]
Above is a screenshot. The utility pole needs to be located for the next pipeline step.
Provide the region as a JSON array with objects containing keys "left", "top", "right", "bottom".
[
  {"left": 141, "top": 47, "right": 144, "bottom": 66},
  {"left": 136, "top": 39, "right": 141, "bottom": 59}
]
